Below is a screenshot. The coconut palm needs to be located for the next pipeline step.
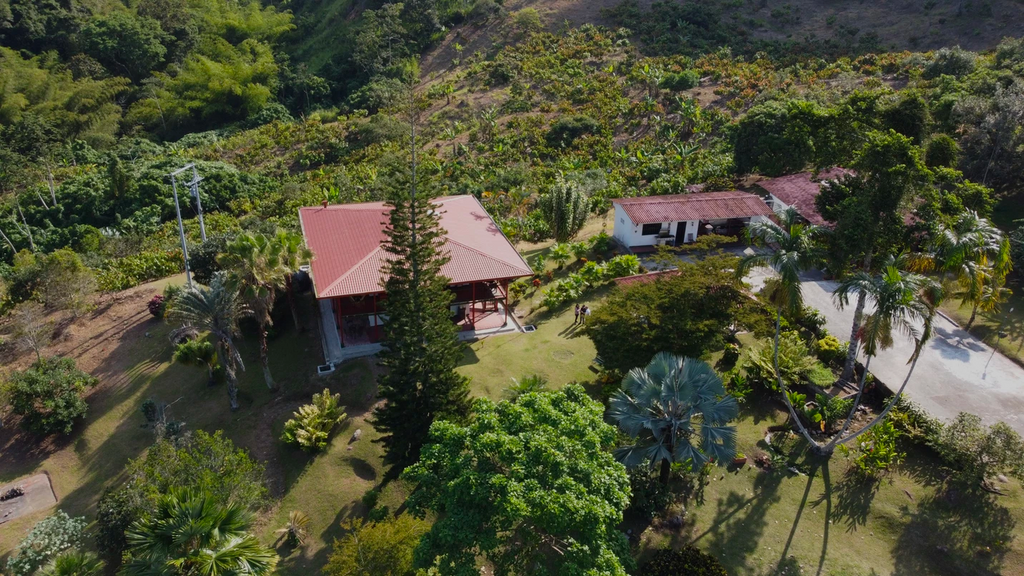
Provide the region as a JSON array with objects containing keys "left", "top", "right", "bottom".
[
  {"left": 122, "top": 488, "right": 277, "bottom": 576},
  {"left": 167, "top": 273, "right": 250, "bottom": 411},
  {"left": 823, "top": 262, "right": 934, "bottom": 453},
  {"left": 218, "top": 231, "right": 311, "bottom": 391},
  {"left": 503, "top": 374, "right": 549, "bottom": 401},
  {"left": 609, "top": 353, "right": 738, "bottom": 484},
  {"left": 38, "top": 550, "right": 104, "bottom": 576},
  {"left": 930, "top": 210, "right": 1012, "bottom": 328},
  {"left": 736, "top": 207, "right": 824, "bottom": 446}
]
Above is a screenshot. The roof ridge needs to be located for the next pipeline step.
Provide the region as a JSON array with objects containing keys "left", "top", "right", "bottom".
[{"left": 320, "top": 245, "right": 386, "bottom": 297}]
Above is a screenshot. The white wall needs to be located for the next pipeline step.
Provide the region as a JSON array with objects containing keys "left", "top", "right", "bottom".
[
  {"left": 612, "top": 203, "right": 699, "bottom": 247},
  {"left": 768, "top": 194, "right": 790, "bottom": 213}
]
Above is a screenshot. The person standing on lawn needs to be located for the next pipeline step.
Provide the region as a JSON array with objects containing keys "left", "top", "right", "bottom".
[
  {"left": 574, "top": 303, "right": 581, "bottom": 325},
  {"left": 582, "top": 304, "right": 590, "bottom": 325}
]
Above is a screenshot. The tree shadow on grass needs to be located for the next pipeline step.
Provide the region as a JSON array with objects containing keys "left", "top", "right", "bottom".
[
  {"left": 693, "top": 463, "right": 786, "bottom": 574},
  {"left": 892, "top": 486, "right": 1016, "bottom": 576},
  {"left": 831, "top": 471, "right": 881, "bottom": 532}
]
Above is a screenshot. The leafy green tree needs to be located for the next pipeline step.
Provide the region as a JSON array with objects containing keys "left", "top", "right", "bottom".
[
  {"left": 372, "top": 156, "right": 472, "bottom": 466},
  {"left": 80, "top": 12, "right": 170, "bottom": 81},
  {"left": 7, "top": 356, "right": 97, "bottom": 435},
  {"left": 732, "top": 99, "right": 853, "bottom": 176},
  {"left": 281, "top": 388, "right": 346, "bottom": 451},
  {"left": 5, "top": 511, "right": 87, "bottom": 576},
  {"left": 586, "top": 256, "right": 754, "bottom": 373},
  {"left": 816, "top": 130, "right": 931, "bottom": 383},
  {"left": 122, "top": 488, "right": 277, "bottom": 576},
  {"left": 933, "top": 412, "right": 1024, "bottom": 490},
  {"left": 37, "top": 550, "right": 104, "bottom": 576},
  {"left": 881, "top": 91, "right": 929, "bottom": 144},
  {"left": 609, "top": 354, "right": 738, "bottom": 484},
  {"left": 96, "top": 430, "right": 268, "bottom": 560},
  {"left": 352, "top": 3, "right": 409, "bottom": 77},
  {"left": 736, "top": 207, "right": 824, "bottom": 446},
  {"left": 538, "top": 176, "right": 589, "bottom": 242},
  {"left": 925, "top": 134, "right": 960, "bottom": 168},
  {"left": 403, "top": 384, "right": 632, "bottom": 575},
  {"left": 640, "top": 547, "right": 728, "bottom": 576},
  {"left": 166, "top": 273, "right": 251, "bottom": 410},
  {"left": 324, "top": 515, "right": 430, "bottom": 576},
  {"left": 218, "top": 231, "right": 311, "bottom": 390}
]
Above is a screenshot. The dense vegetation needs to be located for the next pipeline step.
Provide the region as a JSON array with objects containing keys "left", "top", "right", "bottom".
[{"left": 5, "top": 1, "right": 1024, "bottom": 574}]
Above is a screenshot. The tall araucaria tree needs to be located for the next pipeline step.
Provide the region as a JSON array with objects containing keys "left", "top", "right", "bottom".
[
  {"left": 815, "top": 130, "right": 932, "bottom": 384},
  {"left": 218, "top": 231, "right": 311, "bottom": 391},
  {"left": 736, "top": 207, "right": 824, "bottom": 447},
  {"left": 371, "top": 123, "right": 471, "bottom": 467}
]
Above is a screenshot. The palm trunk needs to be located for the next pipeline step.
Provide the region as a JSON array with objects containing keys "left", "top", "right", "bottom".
[
  {"left": 222, "top": 338, "right": 241, "bottom": 411},
  {"left": 286, "top": 274, "right": 302, "bottom": 331},
  {"left": 0, "top": 226, "right": 16, "bottom": 254},
  {"left": 840, "top": 353, "right": 921, "bottom": 446},
  {"left": 840, "top": 290, "right": 867, "bottom": 383},
  {"left": 840, "top": 251, "right": 874, "bottom": 383},
  {"left": 773, "top": 311, "right": 818, "bottom": 447},
  {"left": 206, "top": 363, "right": 215, "bottom": 386},
  {"left": 660, "top": 456, "right": 671, "bottom": 485},
  {"left": 259, "top": 323, "right": 276, "bottom": 391},
  {"left": 821, "top": 355, "right": 873, "bottom": 455},
  {"left": 967, "top": 303, "right": 978, "bottom": 329}
]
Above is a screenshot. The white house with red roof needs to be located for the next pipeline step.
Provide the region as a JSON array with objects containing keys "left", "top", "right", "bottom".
[
  {"left": 756, "top": 168, "right": 852, "bottom": 227},
  {"left": 299, "top": 195, "right": 532, "bottom": 359},
  {"left": 611, "top": 191, "right": 774, "bottom": 253}
]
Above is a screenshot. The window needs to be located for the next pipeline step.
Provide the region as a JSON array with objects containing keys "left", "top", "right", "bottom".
[{"left": 641, "top": 223, "right": 662, "bottom": 236}]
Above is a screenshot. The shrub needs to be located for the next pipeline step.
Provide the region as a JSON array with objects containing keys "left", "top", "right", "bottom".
[
  {"left": 720, "top": 343, "right": 740, "bottom": 369},
  {"left": 578, "top": 261, "right": 605, "bottom": 285},
  {"left": 815, "top": 334, "right": 846, "bottom": 366},
  {"left": 97, "top": 250, "right": 182, "bottom": 292},
  {"left": 324, "top": 515, "right": 430, "bottom": 576},
  {"left": 793, "top": 305, "right": 826, "bottom": 336},
  {"left": 511, "top": 8, "right": 543, "bottom": 34},
  {"left": 925, "top": 133, "right": 959, "bottom": 168},
  {"left": 923, "top": 46, "right": 977, "bottom": 79},
  {"left": 640, "top": 547, "right": 727, "bottom": 576},
  {"left": 745, "top": 332, "right": 817, "bottom": 392},
  {"left": 281, "top": 388, "right": 347, "bottom": 451},
  {"left": 569, "top": 241, "right": 590, "bottom": 260},
  {"left": 188, "top": 235, "right": 232, "bottom": 285},
  {"left": 603, "top": 254, "right": 640, "bottom": 278},
  {"left": 545, "top": 115, "right": 602, "bottom": 149},
  {"left": 148, "top": 294, "right": 166, "bottom": 318},
  {"left": 626, "top": 468, "right": 672, "bottom": 520},
  {"left": 5, "top": 511, "right": 87, "bottom": 576},
  {"left": 591, "top": 231, "right": 612, "bottom": 253},
  {"left": 660, "top": 69, "right": 700, "bottom": 90},
  {"left": 841, "top": 418, "right": 905, "bottom": 479},
  {"left": 7, "top": 357, "right": 98, "bottom": 435},
  {"left": 932, "top": 412, "right": 1024, "bottom": 488},
  {"left": 549, "top": 242, "right": 572, "bottom": 268}
]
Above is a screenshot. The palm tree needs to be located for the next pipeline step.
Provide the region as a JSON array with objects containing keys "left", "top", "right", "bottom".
[
  {"left": 502, "top": 374, "right": 549, "bottom": 401},
  {"left": 736, "top": 207, "right": 824, "bottom": 446},
  {"left": 609, "top": 353, "right": 739, "bottom": 484},
  {"left": 823, "top": 262, "right": 934, "bottom": 453},
  {"left": 122, "top": 488, "right": 277, "bottom": 576},
  {"left": 167, "top": 273, "right": 250, "bottom": 411},
  {"left": 930, "top": 210, "right": 1012, "bottom": 328},
  {"left": 274, "top": 511, "right": 310, "bottom": 547},
  {"left": 38, "top": 550, "right": 104, "bottom": 576},
  {"left": 218, "top": 231, "right": 310, "bottom": 391}
]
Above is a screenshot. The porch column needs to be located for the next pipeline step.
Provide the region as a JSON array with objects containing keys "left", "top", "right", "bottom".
[
  {"left": 335, "top": 298, "right": 345, "bottom": 347},
  {"left": 471, "top": 282, "right": 476, "bottom": 328},
  {"left": 503, "top": 280, "right": 509, "bottom": 327},
  {"left": 372, "top": 293, "right": 379, "bottom": 342}
]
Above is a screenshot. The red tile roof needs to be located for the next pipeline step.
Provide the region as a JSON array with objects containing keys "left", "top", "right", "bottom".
[
  {"left": 612, "top": 191, "right": 773, "bottom": 225},
  {"left": 756, "top": 168, "right": 852, "bottom": 227},
  {"left": 298, "top": 195, "right": 533, "bottom": 298}
]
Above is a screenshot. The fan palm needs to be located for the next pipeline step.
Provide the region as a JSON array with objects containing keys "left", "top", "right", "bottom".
[
  {"left": 122, "top": 488, "right": 276, "bottom": 576},
  {"left": 609, "top": 353, "right": 738, "bottom": 484},
  {"left": 167, "top": 273, "right": 250, "bottom": 411},
  {"left": 824, "top": 261, "right": 935, "bottom": 453},
  {"left": 274, "top": 511, "right": 310, "bottom": 547},
  {"left": 218, "top": 231, "right": 311, "bottom": 391},
  {"left": 736, "top": 207, "right": 824, "bottom": 446},
  {"left": 38, "top": 550, "right": 104, "bottom": 576}
]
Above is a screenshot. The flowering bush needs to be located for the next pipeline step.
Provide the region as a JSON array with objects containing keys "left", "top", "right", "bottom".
[
  {"left": 148, "top": 294, "right": 166, "bottom": 318},
  {"left": 6, "top": 511, "right": 87, "bottom": 576}
]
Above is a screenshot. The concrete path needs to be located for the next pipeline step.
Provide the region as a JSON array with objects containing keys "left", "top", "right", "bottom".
[{"left": 746, "top": 267, "right": 1024, "bottom": 434}]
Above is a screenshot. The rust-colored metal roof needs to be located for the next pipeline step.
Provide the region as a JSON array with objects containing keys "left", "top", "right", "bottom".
[
  {"left": 756, "top": 168, "right": 852, "bottom": 227},
  {"left": 298, "top": 195, "right": 533, "bottom": 299},
  {"left": 612, "top": 191, "right": 773, "bottom": 225}
]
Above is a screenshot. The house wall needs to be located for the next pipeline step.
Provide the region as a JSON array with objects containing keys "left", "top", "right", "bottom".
[
  {"left": 767, "top": 194, "right": 790, "bottom": 213},
  {"left": 612, "top": 203, "right": 699, "bottom": 247}
]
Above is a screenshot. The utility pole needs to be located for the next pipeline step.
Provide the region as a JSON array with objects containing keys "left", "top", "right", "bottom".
[{"left": 169, "top": 163, "right": 207, "bottom": 288}]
